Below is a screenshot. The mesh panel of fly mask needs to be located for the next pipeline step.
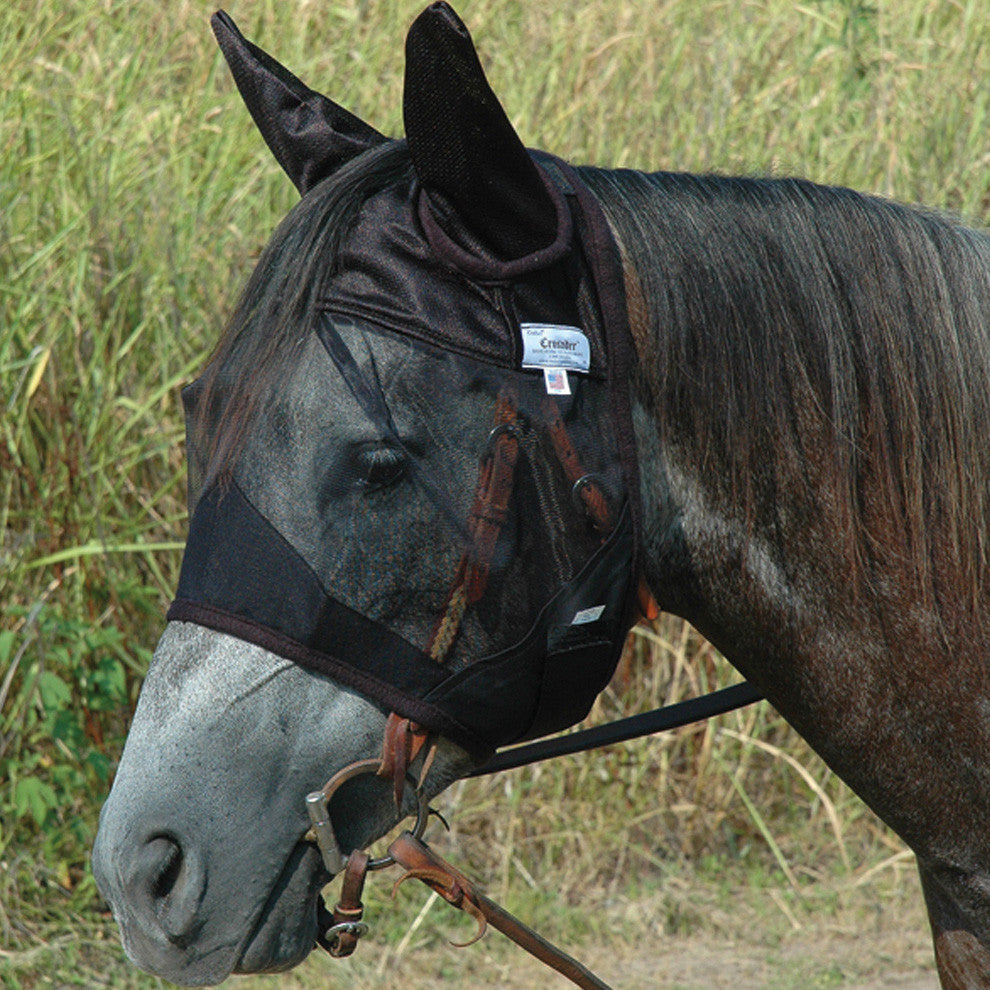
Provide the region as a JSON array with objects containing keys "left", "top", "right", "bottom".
[{"left": 169, "top": 163, "right": 637, "bottom": 759}]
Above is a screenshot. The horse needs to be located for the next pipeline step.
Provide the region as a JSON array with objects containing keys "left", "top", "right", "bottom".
[{"left": 92, "top": 4, "right": 990, "bottom": 986}]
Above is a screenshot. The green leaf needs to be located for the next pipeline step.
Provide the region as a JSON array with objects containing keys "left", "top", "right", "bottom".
[
  {"left": 13, "top": 776, "right": 58, "bottom": 827},
  {"left": 37, "top": 670, "right": 72, "bottom": 711},
  {"left": 29, "top": 541, "right": 186, "bottom": 568},
  {"left": 0, "top": 630, "right": 14, "bottom": 666},
  {"left": 90, "top": 656, "right": 128, "bottom": 708},
  {"left": 84, "top": 750, "right": 112, "bottom": 783},
  {"left": 52, "top": 709, "right": 85, "bottom": 748}
]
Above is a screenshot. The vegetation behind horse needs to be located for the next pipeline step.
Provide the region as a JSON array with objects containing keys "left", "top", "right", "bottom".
[{"left": 3, "top": 0, "right": 989, "bottom": 982}]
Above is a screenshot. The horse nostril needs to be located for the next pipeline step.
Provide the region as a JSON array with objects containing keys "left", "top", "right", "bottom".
[
  {"left": 149, "top": 836, "right": 184, "bottom": 902},
  {"left": 137, "top": 834, "right": 201, "bottom": 942}
]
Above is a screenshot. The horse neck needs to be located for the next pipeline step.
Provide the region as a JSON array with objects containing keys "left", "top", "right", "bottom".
[{"left": 619, "top": 239, "right": 924, "bottom": 690}]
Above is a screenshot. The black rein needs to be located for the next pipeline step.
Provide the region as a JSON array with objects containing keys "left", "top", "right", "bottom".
[{"left": 467, "top": 681, "right": 764, "bottom": 777}]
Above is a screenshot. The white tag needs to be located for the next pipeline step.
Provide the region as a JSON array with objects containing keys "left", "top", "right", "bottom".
[
  {"left": 543, "top": 367, "right": 571, "bottom": 395},
  {"left": 571, "top": 604, "right": 606, "bottom": 626},
  {"left": 520, "top": 323, "right": 591, "bottom": 372}
]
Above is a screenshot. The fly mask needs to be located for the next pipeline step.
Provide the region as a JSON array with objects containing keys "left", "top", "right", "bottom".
[{"left": 167, "top": 4, "right": 642, "bottom": 762}]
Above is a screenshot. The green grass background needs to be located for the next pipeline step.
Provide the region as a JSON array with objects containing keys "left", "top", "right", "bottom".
[{"left": 3, "top": 0, "right": 989, "bottom": 985}]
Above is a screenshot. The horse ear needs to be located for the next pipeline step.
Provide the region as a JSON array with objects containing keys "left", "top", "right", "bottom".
[
  {"left": 211, "top": 10, "right": 387, "bottom": 194},
  {"left": 402, "top": 3, "right": 559, "bottom": 261}
]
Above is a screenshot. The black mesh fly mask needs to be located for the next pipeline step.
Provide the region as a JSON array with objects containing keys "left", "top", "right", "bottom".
[{"left": 167, "top": 6, "right": 641, "bottom": 763}]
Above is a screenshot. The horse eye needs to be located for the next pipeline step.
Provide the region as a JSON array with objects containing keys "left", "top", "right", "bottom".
[{"left": 354, "top": 441, "right": 407, "bottom": 492}]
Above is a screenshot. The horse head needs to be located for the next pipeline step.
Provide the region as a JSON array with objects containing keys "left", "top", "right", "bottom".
[{"left": 92, "top": 5, "right": 637, "bottom": 983}]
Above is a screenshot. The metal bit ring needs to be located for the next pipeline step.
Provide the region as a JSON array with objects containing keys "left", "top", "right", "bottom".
[{"left": 305, "top": 759, "right": 432, "bottom": 874}]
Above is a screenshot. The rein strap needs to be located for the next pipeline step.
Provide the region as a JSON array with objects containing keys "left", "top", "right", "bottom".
[
  {"left": 467, "top": 681, "right": 765, "bottom": 777},
  {"left": 388, "top": 831, "right": 612, "bottom": 990}
]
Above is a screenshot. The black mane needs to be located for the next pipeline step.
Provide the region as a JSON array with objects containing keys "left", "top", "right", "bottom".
[{"left": 582, "top": 166, "right": 990, "bottom": 606}]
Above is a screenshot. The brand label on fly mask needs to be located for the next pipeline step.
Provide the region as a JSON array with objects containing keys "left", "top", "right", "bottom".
[
  {"left": 520, "top": 324, "right": 591, "bottom": 373},
  {"left": 571, "top": 604, "right": 606, "bottom": 625}
]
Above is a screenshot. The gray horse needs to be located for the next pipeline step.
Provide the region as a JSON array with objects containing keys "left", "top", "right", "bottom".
[{"left": 94, "top": 5, "right": 990, "bottom": 987}]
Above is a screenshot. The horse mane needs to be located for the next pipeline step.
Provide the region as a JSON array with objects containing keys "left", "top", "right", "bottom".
[
  {"left": 192, "top": 141, "right": 415, "bottom": 480},
  {"left": 580, "top": 166, "right": 990, "bottom": 611}
]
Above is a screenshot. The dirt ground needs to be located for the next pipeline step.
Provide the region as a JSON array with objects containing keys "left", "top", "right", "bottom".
[
  {"left": 555, "top": 925, "right": 937, "bottom": 990},
  {"left": 414, "top": 905, "right": 934, "bottom": 989},
  {"left": 268, "top": 920, "right": 938, "bottom": 990}
]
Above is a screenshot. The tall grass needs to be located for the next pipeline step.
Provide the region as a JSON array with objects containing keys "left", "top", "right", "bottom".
[{"left": 2, "top": 0, "right": 988, "bottom": 983}]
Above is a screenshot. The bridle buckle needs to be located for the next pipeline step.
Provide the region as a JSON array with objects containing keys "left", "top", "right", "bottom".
[{"left": 316, "top": 919, "right": 370, "bottom": 956}]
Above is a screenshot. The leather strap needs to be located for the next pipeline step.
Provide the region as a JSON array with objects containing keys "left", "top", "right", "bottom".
[
  {"left": 388, "top": 832, "right": 612, "bottom": 989},
  {"left": 428, "top": 384, "right": 520, "bottom": 664},
  {"left": 358, "top": 384, "right": 623, "bottom": 986},
  {"left": 463, "top": 386, "right": 521, "bottom": 602},
  {"left": 377, "top": 382, "right": 614, "bottom": 809},
  {"left": 541, "top": 395, "right": 611, "bottom": 533},
  {"left": 378, "top": 713, "right": 433, "bottom": 809},
  {"left": 317, "top": 849, "right": 369, "bottom": 957}
]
